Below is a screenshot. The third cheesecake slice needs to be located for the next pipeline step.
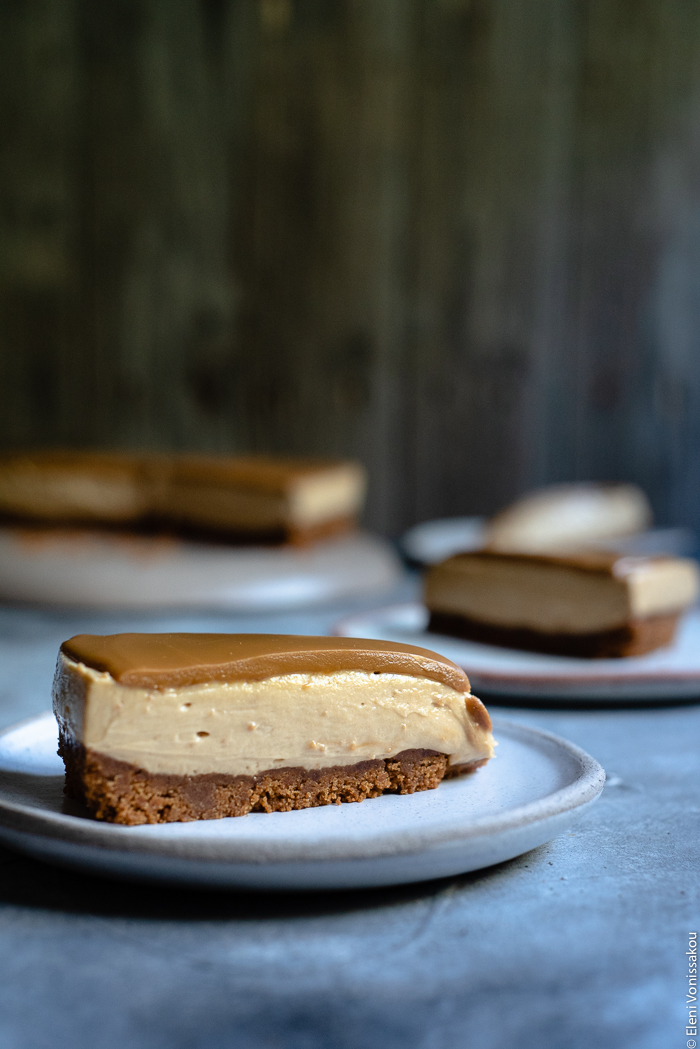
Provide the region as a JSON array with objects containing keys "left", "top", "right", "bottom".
[
  {"left": 425, "top": 549, "right": 699, "bottom": 658},
  {"left": 0, "top": 451, "right": 366, "bottom": 545},
  {"left": 53, "top": 633, "right": 494, "bottom": 825}
]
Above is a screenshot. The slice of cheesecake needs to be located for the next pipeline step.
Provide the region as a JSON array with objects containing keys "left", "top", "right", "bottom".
[
  {"left": 485, "top": 483, "right": 651, "bottom": 553},
  {"left": 0, "top": 451, "right": 367, "bottom": 545},
  {"left": 53, "top": 633, "right": 494, "bottom": 825},
  {"left": 425, "top": 549, "right": 700, "bottom": 658},
  {"left": 159, "top": 454, "right": 367, "bottom": 544}
]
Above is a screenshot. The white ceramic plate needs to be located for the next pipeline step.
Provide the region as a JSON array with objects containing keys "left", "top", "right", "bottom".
[
  {"left": 0, "top": 528, "right": 401, "bottom": 610},
  {"left": 401, "top": 516, "right": 697, "bottom": 566},
  {"left": 334, "top": 603, "right": 700, "bottom": 703},
  {"left": 0, "top": 713, "right": 603, "bottom": 890},
  {"left": 401, "top": 517, "right": 486, "bottom": 564}
]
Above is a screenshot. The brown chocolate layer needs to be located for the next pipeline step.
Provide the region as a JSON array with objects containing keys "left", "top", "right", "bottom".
[
  {"left": 1, "top": 514, "right": 355, "bottom": 548},
  {"left": 170, "top": 513, "right": 356, "bottom": 547},
  {"left": 428, "top": 610, "right": 680, "bottom": 658},
  {"left": 60, "top": 632, "right": 470, "bottom": 692},
  {"left": 58, "top": 730, "right": 486, "bottom": 825},
  {"left": 168, "top": 513, "right": 354, "bottom": 547}
]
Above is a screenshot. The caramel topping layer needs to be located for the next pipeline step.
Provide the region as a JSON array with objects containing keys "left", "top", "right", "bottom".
[
  {"left": 466, "top": 548, "right": 630, "bottom": 574},
  {"left": 0, "top": 451, "right": 362, "bottom": 496},
  {"left": 169, "top": 455, "right": 363, "bottom": 493},
  {"left": 448, "top": 547, "right": 698, "bottom": 581},
  {"left": 0, "top": 450, "right": 148, "bottom": 477},
  {"left": 61, "top": 633, "right": 470, "bottom": 693}
]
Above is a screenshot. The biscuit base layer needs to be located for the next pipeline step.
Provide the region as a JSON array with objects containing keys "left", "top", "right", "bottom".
[
  {"left": 428, "top": 610, "right": 680, "bottom": 658},
  {"left": 58, "top": 732, "right": 487, "bottom": 825}
]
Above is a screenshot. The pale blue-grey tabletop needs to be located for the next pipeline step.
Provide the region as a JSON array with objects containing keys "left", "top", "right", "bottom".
[{"left": 0, "top": 581, "right": 696, "bottom": 1049}]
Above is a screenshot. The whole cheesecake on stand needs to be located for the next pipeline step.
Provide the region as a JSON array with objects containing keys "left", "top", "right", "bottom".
[
  {"left": 0, "top": 450, "right": 402, "bottom": 609},
  {"left": 0, "top": 449, "right": 367, "bottom": 545}
]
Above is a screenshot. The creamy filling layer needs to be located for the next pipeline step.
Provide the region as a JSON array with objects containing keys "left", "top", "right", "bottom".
[
  {"left": 286, "top": 465, "right": 367, "bottom": 528},
  {"left": 53, "top": 654, "right": 494, "bottom": 777},
  {"left": 425, "top": 556, "right": 699, "bottom": 634}
]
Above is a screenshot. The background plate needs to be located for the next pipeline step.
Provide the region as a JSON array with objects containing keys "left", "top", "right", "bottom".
[
  {"left": 401, "top": 516, "right": 486, "bottom": 564},
  {"left": 400, "top": 516, "right": 698, "bottom": 566},
  {"left": 334, "top": 603, "right": 700, "bottom": 702},
  {"left": 0, "top": 528, "right": 401, "bottom": 610},
  {"left": 0, "top": 713, "right": 603, "bottom": 890}
]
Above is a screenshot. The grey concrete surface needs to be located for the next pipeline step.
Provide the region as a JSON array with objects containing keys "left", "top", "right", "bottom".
[{"left": 0, "top": 589, "right": 697, "bottom": 1049}]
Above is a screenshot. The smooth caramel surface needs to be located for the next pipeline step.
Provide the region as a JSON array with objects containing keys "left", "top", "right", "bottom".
[
  {"left": 169, "top": 454, "right": 363, "bottom": 493},
  {"left": 61, "top": 633, "right": 470, "bottom": 693},
  {"left": 0, "top": 451, "right": 353, "bottom": 491},
  {"left": 474, "top": 549, "right": 622, "bottom": 574}
]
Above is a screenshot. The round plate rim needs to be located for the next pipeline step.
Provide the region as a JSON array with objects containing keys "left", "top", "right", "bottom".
[{"left": 0, "top": 528, "right": 401, "bottom": 611}]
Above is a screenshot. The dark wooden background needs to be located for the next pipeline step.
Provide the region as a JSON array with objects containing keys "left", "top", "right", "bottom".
[{"left": 2, "top": 0, "right": 700, "bottom": 535}]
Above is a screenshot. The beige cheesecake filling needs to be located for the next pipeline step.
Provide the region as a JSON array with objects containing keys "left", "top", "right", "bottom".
[
  {"left": 286, "top": 464, "right": 367, "bottom": 528},
  {"left": 53, "top": 653, "right": 494, "bottom": 777},
  {"left": 425, "top": 555, "right": 700, "bottom": 635}
]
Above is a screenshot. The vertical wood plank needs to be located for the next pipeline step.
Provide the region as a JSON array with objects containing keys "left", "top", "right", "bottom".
[
  {"left": 570, "top": 0, "right": 700, "bottom": 528},
  {"left": 230, "top": 0, "right": 415, "bottom": 531},
  {"left": 0, "top": 0, "right": 80, "bottom": 446},
  {"left": 408, "top": 0, "right": 579, "bottom": 520},
  {"left": 76, "top": 0, "right": 254, "bottom": 451}
]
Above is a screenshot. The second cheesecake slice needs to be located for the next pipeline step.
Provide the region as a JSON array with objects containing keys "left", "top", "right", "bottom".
[
  {"left": 425, "top": 549, "right": 699, "bottom": 657},
  {"left": 53, "top": 633, "right": 494, "bottom": 825}
]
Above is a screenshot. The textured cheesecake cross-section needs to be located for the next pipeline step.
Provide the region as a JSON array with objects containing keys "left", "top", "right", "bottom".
[{"left": 53, "top": 633, "right": 495, "bottom": 825}]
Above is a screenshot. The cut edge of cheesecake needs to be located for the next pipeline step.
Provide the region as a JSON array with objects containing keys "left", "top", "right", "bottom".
[{"left": 52, "top": 633, "right": 495, "bottom": 825}]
